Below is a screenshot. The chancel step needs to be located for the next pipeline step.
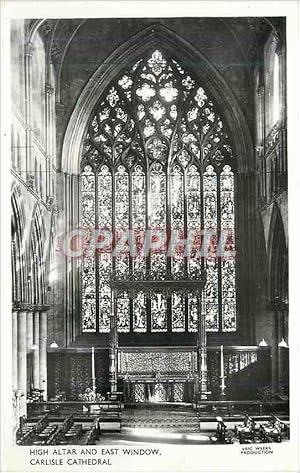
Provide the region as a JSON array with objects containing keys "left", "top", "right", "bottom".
[{"left": 122, "top": 407, "right": 200, "bottom": 433}]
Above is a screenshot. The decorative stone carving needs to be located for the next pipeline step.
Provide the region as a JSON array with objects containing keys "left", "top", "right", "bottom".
[
  {"left": 24, "top": 42, "right": 34, "bottom": 57},
  {"left": 45, "top": 83, "right": 54, "bottom": 95},
  {"left": 46, "top": 195, "right": 59, "bottom": 213},
  {"left": 256, "top": 145, "right": 264, "bottom": 158},
  {"left": 55, "top": 102, "right": 66, "bottom": 115},
  {"left": 26, "top": 173, "right": 35, "bottom": 189}
]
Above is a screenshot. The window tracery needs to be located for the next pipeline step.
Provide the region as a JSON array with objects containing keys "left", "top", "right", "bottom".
[{"left": 81, "top": 49, "right": 236, "bottom": 334}]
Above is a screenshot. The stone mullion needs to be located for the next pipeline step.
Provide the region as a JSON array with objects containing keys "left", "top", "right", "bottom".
[
  {"left": 183, "top": 170, "right": 188, "bottom": 332},
  {"left": 166, "top": 161, "right": 171, "bottom": 333},
  {"left": 216, "top": 171, "right": 222, "bottom": 333},
  {"left": 110, "top": 169, "right": 118, "bottom": 390},
  {"left": 95, "top": 171, "right": 100, "bottom": 333},
  {"left": 128, "top": 170, "right": 133, "bottom": 333},
  {"left": 109, "top": 289, "right": 118, "bottom": 393}
]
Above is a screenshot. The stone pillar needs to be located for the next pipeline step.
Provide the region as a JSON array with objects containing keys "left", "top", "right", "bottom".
[
  {"left": 12, "top": 310, "right": 18, "bottom": 391},
  {"left": 26, "top": 311, "right": 33, "bottom": 352},
  {"left": 17, "top": 310, "right": 27, "bottom": 417},
  {"left": 109, "top": 289, "right": 118, "bottom": 393},
  {"left": 33, "top": 311, "right": 40, "bottom": 389},
  {"left": 39, "top": 310, "right": 48, "bottom": 400},
  {"left": 269, "top": 304, "right": 279, "bottom": 393}
]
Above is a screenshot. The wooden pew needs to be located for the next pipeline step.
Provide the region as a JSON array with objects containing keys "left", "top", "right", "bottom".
[
  {"left": 58, "top": 414, "right": 83, "bottom": 445},
  {"left": 234, "top": 414, "right": 258, "bottom": 443},
  {"left": 259, "top": 414, "right": 289, "bottom": 443},
  {"left": 210, "top": 417, "right": 237, "bottom": 444},
  {"left": 78, "top": 420, "right": 99, "bottom": 445}
]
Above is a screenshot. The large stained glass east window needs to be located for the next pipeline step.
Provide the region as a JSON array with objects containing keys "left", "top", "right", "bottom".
[{"left": 81, "top": 49, "right": 237, "bottom": 333}]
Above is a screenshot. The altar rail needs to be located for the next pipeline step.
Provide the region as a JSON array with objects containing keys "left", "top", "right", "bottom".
[
  {"left": 27, "top": 401, "right": 123, "bottom": 418},
  {"left": 26, "top": 399, "right": 288, "bottom": 418}
]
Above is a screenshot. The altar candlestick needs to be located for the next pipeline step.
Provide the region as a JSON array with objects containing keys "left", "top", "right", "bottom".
[
  {"left": 220, "top": 345, "right": 226, "bottom": 397},
  {"left": 220, "top": 345, "right": 224, "bottom": 379}
]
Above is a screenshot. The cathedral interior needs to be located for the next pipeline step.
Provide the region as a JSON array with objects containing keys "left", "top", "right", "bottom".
[{"left": 10, "top": 17, "right": 289, "bottom": 445}]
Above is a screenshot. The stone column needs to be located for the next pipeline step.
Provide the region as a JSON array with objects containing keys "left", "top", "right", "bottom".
[
  {"left": 269, "top": 303, "right": 279, "bottom": 393},
  {"left": 17, "top": 310, "right": 27, "bottom": 417},
  {"left": 26, "top": 311, "right": 33, "bottom": 352},
  {"left": 109, "top": 289, "right": 118, "bottom": 393},
  {"left": 39, "top": 310, "right": 48, "bottom": 400},
  {"left": 12, "top": 310, "right": 18, "bottom": 391},
  {"left": 33, "top": 311, "right": 40, "bottom": 389}
]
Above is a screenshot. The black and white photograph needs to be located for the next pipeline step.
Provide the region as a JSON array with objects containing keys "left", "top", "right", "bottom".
[{"left": 1, "top": 1, "right": 299, "bottom": 472}]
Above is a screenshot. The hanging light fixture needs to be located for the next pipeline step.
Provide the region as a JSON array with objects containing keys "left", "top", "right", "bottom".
[
  {"left": 259, "top": 338, "right": 268, "bottom": 346},
  {"left": 50, "top": 340, "right": 58, "bottom": 348},
  {"left": 31, "top": 343, "right": 39, "bottom": 350},
  {"left": 278, "top": 338, "right": 288, "bottom": 348}
]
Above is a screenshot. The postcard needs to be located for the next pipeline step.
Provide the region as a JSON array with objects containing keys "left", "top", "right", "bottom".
[{"left": 1, "top": 1, "right": 299, "bottom": 472}]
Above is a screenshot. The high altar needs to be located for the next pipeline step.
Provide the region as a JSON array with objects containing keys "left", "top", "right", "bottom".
[{"left": 109, "top": 272, "right": 208, "bottom": 402}]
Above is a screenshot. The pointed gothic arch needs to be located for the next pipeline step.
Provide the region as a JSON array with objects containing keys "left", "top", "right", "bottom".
[
  {"left": 11, "top": 186, "right": 27, "bottom": 302},
  {"left": 28, "top": 204, "right": 47, "bottom": 304},
  {"left": 62, "top": 24, "right": 253, "bottom": 175},
  {"left": 268, "top": 203, "right": 288, "bottom": 302}
]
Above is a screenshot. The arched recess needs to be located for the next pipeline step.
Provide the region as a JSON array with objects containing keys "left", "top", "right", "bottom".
[
  {"left": 11, "top": 187, "right": 27, "bottom": 302},
  {"left": 268, "top": 203, "right": 288, "bottom": 303},
  {"left": 61, "top": 24, "right": 253, "bottom": 175},
  {"left": 28, "top": 204, "right": 47, "bottom": 305},
  {"left": 267, "top": 202, "right": 288, "bottom": 392}
]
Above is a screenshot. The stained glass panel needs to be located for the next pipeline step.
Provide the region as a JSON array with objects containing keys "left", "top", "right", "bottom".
[
  {"left": 151, "top": 293, "right": 167, "bottom": 332},
  {"left": 171, "top": 165, "right": 184, "bottom": 278},
  {"left": 149, "top": 163, "right": 166, "bottom": 280},
  {"left": 220, "top": 165, "right": 236, "bottom": 331},
  {"left": 81, "top": 165, "right": 95, "bottom": 228},
  {"left": 81, "top": 257, "right": 96, "bottom": 332},
  {"left": 186, "top": 165, "right": 201, "bottom": 279},
  {"left": 99, "top": 285, "right": 111, "bottom": 333},
  {"left": 203, "top": 165, "right": 219, "bottom": 331},
  {"left": 133, "top": 292, "right": 147, "bottom": 332},
  {"left": 117, "top": 293, "right": 130, "bottom": 333},
  {"left": 132, "top": 165, "right": 146, "bottom": 279},
  {"left": 98, "top": 165, "right": 112, "bottom": 332},
  {"left": 172, "top": 292, "right": 185, "bottom": 332},
  {"left": 81, "top": 165, "right": 96, "bottom": 332},
  {"left": 188, "top": 294, "right": 198, "bottom": 332},
  {"left": 115, "top": 165, "right": 129, "bottom": 277}
]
